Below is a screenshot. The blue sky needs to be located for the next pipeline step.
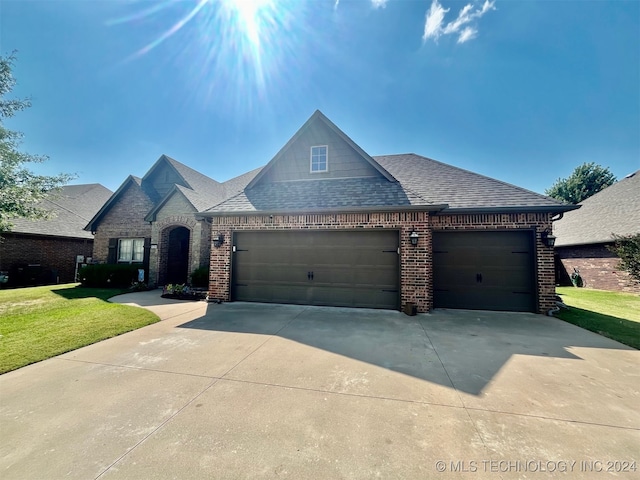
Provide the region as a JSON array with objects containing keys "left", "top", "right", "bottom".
[{"left": 2, "top": 0, "right": 638, "bottom": 195}]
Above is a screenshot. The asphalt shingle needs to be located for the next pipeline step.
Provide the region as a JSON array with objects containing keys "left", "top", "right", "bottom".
[
  {"left": 375, "top": 154, "right": 565, "bottom": 209},
  {"left": 204, "top": 154, "right": 569, "bottom": 214},
  {"left": 554, "top": 170, "right": 640, "bottom": 246},
  {"left": 10, "top": 184, "right": 113, "bottom": 239},
  {"left": 207, "top": 177, "right": 430, "bottom": 213}
]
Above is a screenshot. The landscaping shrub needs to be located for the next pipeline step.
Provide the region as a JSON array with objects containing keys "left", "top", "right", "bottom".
[
  {"left": 608, "top": 233, "right": 640, "bottom": 284},
  {"left": 191, "top": 266, "right": 209, "bottom": 288},
  {"left": 80, "top": 264, "right": 144, "bottom": 288}
]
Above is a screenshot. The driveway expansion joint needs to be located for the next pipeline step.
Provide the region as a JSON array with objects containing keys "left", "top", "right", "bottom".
[
  {"left": 217, "top": 376, "right": 469, "bottom": 410},
  {"left": 94, "top": 376, "right": 221, "bottom": 480},
  {"left": 215, "top": 306, "right": 311, "bottom": 380},
  {"left": 463, "top": 406, "right": 640, "bottom": 432}
]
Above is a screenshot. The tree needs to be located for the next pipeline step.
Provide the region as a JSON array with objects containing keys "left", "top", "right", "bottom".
[
  {"left": 0, "top": 52, "right": 75, "bottom": 234},
  {"left": 608, "top": 234, "right": 640, "bottom": 284},
  {"left": 545, "top": 162, "right": 616, "bottom": 204}
]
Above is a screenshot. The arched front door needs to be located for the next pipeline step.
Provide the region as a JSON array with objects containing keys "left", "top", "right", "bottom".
[{"left": 164, "top": 226, "right": 190, "bottom": 285}]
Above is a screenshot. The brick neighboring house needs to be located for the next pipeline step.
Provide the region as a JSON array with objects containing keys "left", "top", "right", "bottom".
[
  {"left": 554, "top": 170, "right": 640, "bottom": 293},
  {"left": 201, "top": 111, "right": 576, "bottom": 314},
  {"left": 84, "top": 154, "right": 259, "bottom": 286},
  {"left": 0, "top": 184, "right": 112, "bottom": 287}
]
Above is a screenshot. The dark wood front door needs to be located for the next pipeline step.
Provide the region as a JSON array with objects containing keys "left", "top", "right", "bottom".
[{"left": 166, "top": 227, "right": 190, "bottom": 285}]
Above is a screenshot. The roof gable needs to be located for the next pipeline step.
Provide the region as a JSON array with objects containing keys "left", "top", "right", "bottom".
[
  {"left": 143, "top": 158, "right": 229, "bottom": 220},
  {"left": 141, "top": 155, "right": 190, "bottom": 201},
  {"left": 144, "top": 186, "right": 198, "bottom": 222},
  {"left": 554, "top": 170, "right": 640, "bottom": 247},
  {"left": 246, "top": 110, "right": 395, "bottom": 188},
  {"left": 84, "top": 176, "right": 146, "bottom": 232},
  {"left": 204, "top": 153, "right": 576, "bottom": 215}
]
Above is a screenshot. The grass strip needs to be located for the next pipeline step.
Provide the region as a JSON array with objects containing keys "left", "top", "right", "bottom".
[
  {"left": 555, "top": 287, "right": 640, "bottom": 349},
  {"left": 0, "top": 284, "right": 159, "bottom": 374}
]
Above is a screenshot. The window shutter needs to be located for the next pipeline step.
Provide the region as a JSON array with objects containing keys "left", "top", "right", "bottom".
[
  {"left": 107, "top": 238, "right": 118, "bottom": 264},
  {"left": 143, "top": 237, "right": 151, "bottom": 271}
]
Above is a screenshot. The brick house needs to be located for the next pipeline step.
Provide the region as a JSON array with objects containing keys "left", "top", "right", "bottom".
[
  {"left": 201, "top": 111, "right": 575, "bottom": 314},
  {"left": 554, "top": 170, "right": 640, "bottom": 293},
  {"left": 84, "top": 154, "right": 258, "bottom": 286},
  {"left": 0, "top": 184, "right": 112, "bottom": 287}
]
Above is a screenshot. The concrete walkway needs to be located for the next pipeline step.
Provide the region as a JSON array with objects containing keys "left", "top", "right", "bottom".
[{"left": 1, "top": 291, "right": 638, "bottom": 479}]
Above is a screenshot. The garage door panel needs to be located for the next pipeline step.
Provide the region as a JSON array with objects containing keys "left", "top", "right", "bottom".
[
  {"left": 433, "top": 231, "right": 535, "bottom": 312},
  {"left": 232, "top": 231, "right": 399, "bottom": 309},
  {"left": 235, "top": 283, "right": 311, "bottom": 305}
]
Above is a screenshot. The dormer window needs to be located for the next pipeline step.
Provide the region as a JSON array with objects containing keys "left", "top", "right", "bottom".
[{"left": 310, "top": 146, "right": 328, "bottom": 173}]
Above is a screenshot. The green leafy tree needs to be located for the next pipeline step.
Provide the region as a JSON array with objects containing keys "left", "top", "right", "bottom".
[
  {"left": 608, "top": 234, "right": 640, "bottom": 284},
  {"left": 545, "top": 162, "right": 616, "bottom": 204},
  {"left": 0, "top": 52, "right": 75, "bottom": 234}
]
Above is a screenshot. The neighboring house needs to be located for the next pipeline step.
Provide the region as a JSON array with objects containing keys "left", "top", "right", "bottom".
[
  {"left": 201, "top": 111, "right": 575, "bottom": 314},
  {"left": 0, "top": 184, "right": 112, "bottom": 287},
  {"left": 554, "top": 170, "right": 640, "bottom": 293},
  {"left": 84, "top": 154, "right": 259, "bottom": 286}
]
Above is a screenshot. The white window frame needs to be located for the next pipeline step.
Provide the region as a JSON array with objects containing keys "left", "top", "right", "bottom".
[
  {"left": 118, "top": 238, "right": 145, "bottom": 263},
  {"left": 310, "top": 145, "right": 328, "bottom": 173}
]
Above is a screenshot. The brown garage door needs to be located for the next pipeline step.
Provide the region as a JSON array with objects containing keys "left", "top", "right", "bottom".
[
  {"left": 433, "top": 230, "right": 536, "bottom": 312},
  {"left": 232, "top": 230, "right": 399, "bottom": 309}
]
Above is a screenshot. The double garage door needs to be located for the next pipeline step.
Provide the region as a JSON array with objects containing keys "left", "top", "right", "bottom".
[
  {"left": 433, "top": 231, "right": 536, "bottom": 312},
  {"left": 231, "top": 229, "right": 536, "bottom": 312},
  {"left": 232, "top": 231, "right": 399, "bottom": 309}
]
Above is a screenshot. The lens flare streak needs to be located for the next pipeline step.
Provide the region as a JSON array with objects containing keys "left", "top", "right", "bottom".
[{"left": 111, "top": 0, "right": 300, "bottom": 112}]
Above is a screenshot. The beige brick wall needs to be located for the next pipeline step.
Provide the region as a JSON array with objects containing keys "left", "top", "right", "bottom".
[{"left": 150, "top": 192, "right": 202, "bottom": 286}]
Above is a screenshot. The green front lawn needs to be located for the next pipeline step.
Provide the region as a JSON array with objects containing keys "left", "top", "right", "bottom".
[
  {"left": 0, "top": 284, "right": 159, "bottom": 374},
  {"left": 555, "top": 287, "right": 640, "bottom": 349}
]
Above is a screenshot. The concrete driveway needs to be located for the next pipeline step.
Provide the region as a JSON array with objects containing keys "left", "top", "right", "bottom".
[{"left": 1, "top": 292, "right": 638, "bottom": 479}]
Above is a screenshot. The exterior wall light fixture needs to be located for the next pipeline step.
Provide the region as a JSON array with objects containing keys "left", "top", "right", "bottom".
[
  {"left": 409, "top": 229, "right": 419, "bottom": 246},
  {"left": 541, "top": 230, "right": 556, "bottom": 247},
  {"left": 213, "top": 233, "right": 225, "bottom": 248}
]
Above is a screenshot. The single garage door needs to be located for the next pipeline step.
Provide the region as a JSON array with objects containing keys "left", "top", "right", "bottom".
[
  {"left": 232, "top": 230, "right": 399, "bottom": 309},
  {"left": 433, "top": 230, "right": 536, "bottom": 312}
]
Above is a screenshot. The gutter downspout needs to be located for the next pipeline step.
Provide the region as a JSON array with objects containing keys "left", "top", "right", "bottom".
[{"left": 547, "top": 212, "right": 564, "bottom": 316}]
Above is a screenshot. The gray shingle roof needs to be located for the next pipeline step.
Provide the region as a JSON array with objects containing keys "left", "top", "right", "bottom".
[
  {"left": 554, "top": 170, "right": 640, "bottom": 247},
  {"left": 11, "top": 184, "right": 113, "bottom": 239},
  {"left": 375, "top": 154, "right": 567, "bottom": 210},
  {"left": 203, "top": 154, "right": 571, "bottom": 214},
  {"left": 145, "top": 161, "right": 263, "bottom": 220},
  {"left": 207, "top": 177, "right": 431, "bottom": 213},
  {"left": 221, "top": 167, "right": 263, "bottom": 198},
  {"left": 164, "top": 155, "right": 222, "bottom": 194}
]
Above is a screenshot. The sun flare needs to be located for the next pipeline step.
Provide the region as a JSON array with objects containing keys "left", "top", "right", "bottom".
[{"left": 111, "top": 0, "right": 295, "bottom": 111}]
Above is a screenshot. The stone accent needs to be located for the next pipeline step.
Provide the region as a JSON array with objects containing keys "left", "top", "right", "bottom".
[
  {"left": 149, "top": 192, "right": 210, "bottom": 287},
  {"left": 209, "top": 211, "right": 432, "bottom": 312},
  {"left": 149, "top": 214, "right": 200, "bottom": 285},
  {"left": 556, "top": 244, "right": 640, "bottom": 294},
  {"left": 430, "top": 212, "right": 556, "bottom": 314}
]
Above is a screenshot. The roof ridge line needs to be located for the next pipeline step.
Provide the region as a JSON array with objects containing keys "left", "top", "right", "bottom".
[{"left": 45, "top": 198, "right": 91, "bottom": 222}]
